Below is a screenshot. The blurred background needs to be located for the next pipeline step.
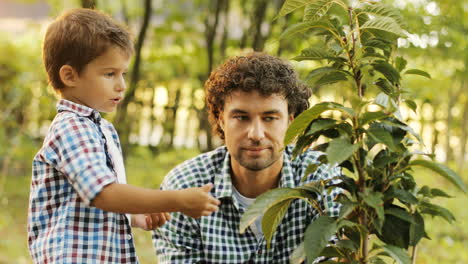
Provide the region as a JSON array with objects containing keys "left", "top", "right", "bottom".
[{"left": 0, "top": 0, "right": 466, "bottom": 263}]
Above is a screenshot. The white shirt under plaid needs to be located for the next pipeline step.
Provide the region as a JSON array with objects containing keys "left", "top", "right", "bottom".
[
  {"left": 152, "top": 146, "right": 341, "bottom": 264},
  {"left": 27, "top": 99, "right": 138, "bottom": 263}
]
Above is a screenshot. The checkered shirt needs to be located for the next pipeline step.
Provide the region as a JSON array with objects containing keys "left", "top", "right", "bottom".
[
  {"left": 28, "top": 99, "right": 138, "bottom": 263},
  {"left": 152, "top": 146, "right": 341, "bottom": 264}
]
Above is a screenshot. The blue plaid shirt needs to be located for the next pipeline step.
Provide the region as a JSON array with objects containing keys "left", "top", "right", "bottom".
[
  {"left": 27, "top": 99, "right": 138, "bottom": 263},
  {"left": 152, "top": 146, "right": 341, "bottom": 263}
]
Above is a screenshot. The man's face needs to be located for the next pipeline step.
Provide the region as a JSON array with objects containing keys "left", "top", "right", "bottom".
[{"left": 220, "top": 90, "right": 292, "bottom": 172}]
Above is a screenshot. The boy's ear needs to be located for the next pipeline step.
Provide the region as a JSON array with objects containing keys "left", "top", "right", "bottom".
[{"left": 59, "top": 65, "right": 78, "bottom": 87}]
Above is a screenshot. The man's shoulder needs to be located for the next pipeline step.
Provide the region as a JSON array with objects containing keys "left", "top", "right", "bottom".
[{"left": 162, "top": 146, "right": 227, "bottom": 189}]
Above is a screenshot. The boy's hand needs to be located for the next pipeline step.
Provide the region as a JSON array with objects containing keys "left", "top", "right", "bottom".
[
  {"left": 131, "top": 213, "right": 171, "bottom": 230},
  {"left": 178, "top": 183, "right": 220, "bottom": 218}
]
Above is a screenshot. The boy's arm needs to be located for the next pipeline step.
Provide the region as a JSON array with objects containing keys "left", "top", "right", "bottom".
[{"left": 91, "top": 182, "right": 220, "bottom": 218}]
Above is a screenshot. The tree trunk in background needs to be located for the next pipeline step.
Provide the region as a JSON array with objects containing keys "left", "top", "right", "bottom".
[
  {"left": 198, "top": 0, "right": 226, "bottom": 151},
  {"left": 81, "top": 0, "right": 97, "bottom": 8},
  {"left": 431, "top": 103, "right": 440, "bottom": 155},
  {"left": 114, "top": 0, "right": 152, "bottom": 158},
  {"left": 444, "top": 84, "right": 462, "bottom": 162},
  {"left": 251, "top": 0, "right": 269, "bottom": 51},
  {"left": 458, "top": 95, "right": 468, "bottom": 175}
]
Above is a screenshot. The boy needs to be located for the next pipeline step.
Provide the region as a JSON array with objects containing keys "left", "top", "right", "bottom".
[{"left": 28, "top": 8, "right": 220, "bottom": 263}]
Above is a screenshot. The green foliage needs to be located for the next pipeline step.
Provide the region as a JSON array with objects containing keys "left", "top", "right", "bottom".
[{"left": 240, "top": 1, "right": 467, "bottom": 263}]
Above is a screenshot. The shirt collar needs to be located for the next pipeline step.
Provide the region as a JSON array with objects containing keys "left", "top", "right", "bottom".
[
  {"left": 214, "top": 147, "right": 296, "bottom": 200},
  {"left": 57, "top": 99, "right": 102, "bottom": 123}
]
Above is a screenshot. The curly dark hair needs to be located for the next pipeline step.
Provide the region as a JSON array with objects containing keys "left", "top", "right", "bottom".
[{"left": 205, "top": 52, "right": 311, "bottom": 140}]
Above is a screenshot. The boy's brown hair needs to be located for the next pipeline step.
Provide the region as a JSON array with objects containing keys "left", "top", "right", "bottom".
[
  {"left": 205, "top": 52, "right": 311, "bottom": 140},
  {"left": 43, "top": 8, "right": 134, "bottom": 91}
]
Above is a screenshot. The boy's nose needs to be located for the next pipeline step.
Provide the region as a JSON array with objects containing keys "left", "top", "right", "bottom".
[{"left": 116, "top": 75, "right": 126, "bottom": 91}]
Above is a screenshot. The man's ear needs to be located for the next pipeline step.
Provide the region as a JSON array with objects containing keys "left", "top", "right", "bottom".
[
  {"left": 59, "top": 65, "right": 78, "bottom": 87},
  {"left": 218, "top": 115, "right": 225, "bottom": 130},
  {"left": 288, "top": 114, "right": 294, "bottom": 124}
]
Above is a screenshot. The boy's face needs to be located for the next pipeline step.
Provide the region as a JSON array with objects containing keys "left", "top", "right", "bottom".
[
  {"left": 60, "top": 46, "right": 130, "bottom": 113},
  {"left": 220, "top": 90, "right": 293, "bottom": 172}
]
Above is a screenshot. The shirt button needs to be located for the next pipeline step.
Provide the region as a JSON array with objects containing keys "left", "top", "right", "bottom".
[{"left": 126, "top": 234, "right": 132, "bottom": 240}]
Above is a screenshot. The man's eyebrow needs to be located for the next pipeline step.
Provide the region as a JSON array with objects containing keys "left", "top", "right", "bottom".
[{"left": 228, "top": 109, "right": 282, "bottom": 115}]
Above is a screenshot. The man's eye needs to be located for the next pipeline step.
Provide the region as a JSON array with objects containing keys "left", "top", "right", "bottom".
[
  {"left": 235, "top": 116, "right": 248, "bottom": 121},
  {"left": 105, "top": 72, "right": 115, "bottom": 77},
  {"left": 264, "top": 116, "right": 276, "bottom": 121}
]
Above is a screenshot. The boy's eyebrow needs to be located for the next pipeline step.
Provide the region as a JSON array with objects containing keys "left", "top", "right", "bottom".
[{"left": 228, "top": 109, "right": 282, "bottom": 115}]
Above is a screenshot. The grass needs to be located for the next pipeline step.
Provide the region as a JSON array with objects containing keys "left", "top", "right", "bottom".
[{"left": 0, "top": 149, "right": 466, "bottom": 264}]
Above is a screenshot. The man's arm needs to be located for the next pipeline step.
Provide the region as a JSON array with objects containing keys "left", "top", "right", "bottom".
[{"left": 152, "top": 211, "right": 204, "bottom": 263}]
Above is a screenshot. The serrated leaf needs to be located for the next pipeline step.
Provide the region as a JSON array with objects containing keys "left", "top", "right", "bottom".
[
  {"left": 409, "top": 160, "right": 467, "bottom": 193},
  {"left": 374, "top": 78, "right": 394, "bottom": 95},
  {"left": 240, "top": 188, "right": 310, "bottom": 233},
  {"left": 280, "top": 20, "right": 340, "bottom": 41},
  {"left": 404, "top": 69, "right": 431, "bottom": 79},
  {"left": 277, "top": 0, "right": 321, "bottom": 18},
  {"left": 372, "top": 61, "right": 401, "bottom": 84},
  {"left": 367, "top": 125, "right": 399, "bottom": 152},
  {"left": 360, "top": 4, "right": 406, "bottom": 28},
  {"left": 304, "top": 216, "right": 339, "bottom": 263},
  {"left": 385, "top": 207, "right": 415, "bottom": 224},
  {"left": 381, "top": 245, "right": 411, "bottom": 264},
  {"left": 306, "top": 67, "right": 341, "bottom": 81},
  {"left": 419, "top": 201, "right": 456, "bottom": 223},
  {"left": 361, "top": 16, "right": 405, "bottom": 37},
  {"left": 303, "top": 0, "right": 334, "bottom": 21},
  {"left": 315, "top": 71, "right": 349, "bottom": 86},
  {"left": 326, "top": 137, "right": 359, "bottom": 165},
  {"left": 359, "top": 111, "right": 388, "bottom": 126},
  {"left": 285, "top": 102, "right": 354, "bottom": 146},
  {"left": 263, "top": 199, "right": 293, "bottom": 248},
  {"left": 292, "top": 47, "right": 336, "bottom": 61}
]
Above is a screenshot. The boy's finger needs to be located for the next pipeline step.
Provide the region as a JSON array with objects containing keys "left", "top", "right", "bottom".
[
  {"left": 200, "top": 183, "right": 214, "bottom": 192},
  {"left": 145, "top": 215, "right": 153, "bottom": 230},
  {"left": 164, "top": 212, "right": 171, "bottom": 220}
]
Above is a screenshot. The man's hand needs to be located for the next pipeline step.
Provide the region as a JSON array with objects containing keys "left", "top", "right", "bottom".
[
  {"left": 131, "top": 213, "right": 171, "bottom": 230},
  {"left": 177, "top": 183, "right": 220, "bottom": 218}
]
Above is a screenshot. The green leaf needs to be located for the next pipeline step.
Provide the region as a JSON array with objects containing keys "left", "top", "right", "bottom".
[
  {"left": 367, "top": 125, "right": 399, "bottom": 152},
  {"left": 315, "top": 71, "right": 349, "bottom": 86},
  {"left": 326, "top": 137, "right": 359, "bottom": 165},
  {"left": 240, "top": 188, "right": 310, "bottom": 233},
  {"left": 359, "top": 111, "right": 388, "bottom": 126},
  {"left": 305, "top": 67, "right": 341, "bottom": 81},
  {"left": 290, "top": 242, "right": 306, "bottom": 264},
  {"left": 385, "top": 207, "right": 415, "bottom": 224},
  {"left": 381, "top": 245, "right": 411, "bottom": 264},
  {"left": 285, "top": 102, "right": 354, "bottom": 146},
  {"left": 262, "top": 199, "right": 293, "bottom": 248},
  {"left": 361, "top": 16, "right": 406, "bottom": 37},
  {"left": 292, "top": 48, "right": 337, "bottom": 61},
  {"left": 372, "top": 61, "right": 401, "bottom": 84},
  {"left": 374, "top": 78, "right": 394, "bottom": 95},
  {"left": 395, "top": 56, "right": 407, "bottom": 72},
  {"left": 403, "top": 99, "right": 417, "bottom": 113},
  {"left": 362, "top": 191, "right": 385, "bottom": 222},
  {"left": 304, "top": 216, "right": 339, "bottom": 263},
  {"left": 359, "top": 4, "right": 406, "bottom": 28},
  {"left": 404, "top": 69, "right": 431, "bottom": 79},
  {"left": 409, "top": 160, "right": 468, "bottom": 193},
  {"left": 409, "top": 212, "right": 427, "bottom": 246},
  {"left": 277, "top": 0, "right": 322, "bottom": 18},
  {"left": 280, "top": 20, "right": 340, "bottom": 41},
  {"left": 419, "top": 201, "right": 456, "bottom": 223},
  {"left": 375, "top": 92, "right": 390, "bottom": 108},
  {"left": 303, "top": 0, "right": 335, "bottom": 21},
  {"left": 306, "top": 118, "right": 337, "bottom": 136}
]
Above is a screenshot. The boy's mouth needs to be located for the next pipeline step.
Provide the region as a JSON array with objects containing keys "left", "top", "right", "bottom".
[{"left": 111, "top": 97, "right": 123, "bottom": 104}]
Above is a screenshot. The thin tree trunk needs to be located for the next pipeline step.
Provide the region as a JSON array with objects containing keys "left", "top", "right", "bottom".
[
  {"left": 431, "top": 104, "right": 440, "bottom": 155},
  {"left": 445, "top": 84, "right": 462, "bottom": 162},
  {"left": 114, "top": 0, "right": 152, "bottom": 158},
  {"left": 251, "top": 0, "right": 269, "bottom": 51},
  {"left": 458, "top": 97, "right": 468, "bottom": 174},
  {"left": 81, "top": 0, "right": 97, "bottom": 8}
]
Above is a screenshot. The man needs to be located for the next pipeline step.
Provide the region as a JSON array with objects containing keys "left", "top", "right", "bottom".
[{"left": 152, "top": 52, "right": 341, "bottom": 263}]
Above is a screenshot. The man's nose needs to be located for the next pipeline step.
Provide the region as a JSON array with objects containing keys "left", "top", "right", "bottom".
[{"left": 247, "top": 119, "right": 265, "bottom": 141}]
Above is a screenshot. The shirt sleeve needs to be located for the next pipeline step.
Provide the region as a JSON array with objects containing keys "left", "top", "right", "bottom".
[
  {"left": 42, "top": 115, "right": 115, "bottom": 205},
  {"left": 152, "top": 212, "right": 204, "bottom": 264}
]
